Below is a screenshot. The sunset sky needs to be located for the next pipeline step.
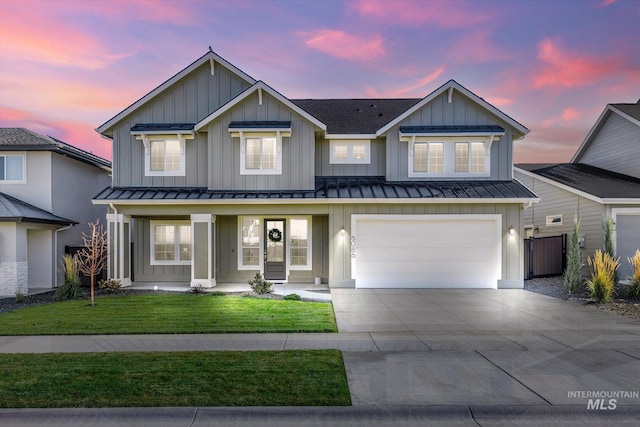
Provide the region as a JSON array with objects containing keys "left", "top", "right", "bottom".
[{"left": 1, "top": 0, "right": 638, "bottom": 163}]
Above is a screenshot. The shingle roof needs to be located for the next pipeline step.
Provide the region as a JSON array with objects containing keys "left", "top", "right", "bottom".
[
  {"left": 515, "top": 163, "right": 640, "bottom": 199},
  {"left": 0, "top": 192, "right": 77, "bottom": 225},
  {"left": 0, "top": 128, "right": 111, "bottom": 170},
  {"left": 611, "top": 101, "right": 640, "bottom": 121},
  {"left": 291, "top": 99, "right": 421, "bottom": 134},
  {"left": 94, "top": 177, "right": 536, "bottom": 202}
]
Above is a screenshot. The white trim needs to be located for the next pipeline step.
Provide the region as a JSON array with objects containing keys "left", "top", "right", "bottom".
[
  {"left": 545, "top": 214, "right": 563, "bottom": 226},
  {"left": 238, "top": 133, "right": 283, "bottom": 175},
  {"left": 325, "top": 134, "right": 378, "bottom": 140},
  {"left": 96, "top": 51, "right": 256, "bottom": 135},
  {"left": 190, "top": 213, "right": 215, "bottom": 288},
  {"left": 350, "top": 213, "right": 502, "bottom": 289},
  {"left": 405, "top": 137, "right": 491, "bottom": 178},
  {"left": 237, "top": 216, "right": 262, "bottom": 270},
  {"left": 611, "top": 208, "right": 640, "bottom": 258},
  {"left": 150, "top": 220, "right": 191, "bottom": 265},
  {"left": 0, "top": 152, "right": 26, "bottom": 184},
  {"left": 514, "top": 167, "right": 640, "bottom": 205},
  {"left": 137, "top": 134, "right": 191, "bottom": 177},
  {"left": 329, "top": 140, "right": 371, "bottom": 164},
  {"left": 195, "top": 81, "right": 326, "bottom": 132},
  {"left": 286, "top": 216, "right": 312, "bottom": 271},
  {"left": 376, "top": 80, "right": 529, "bottom": 137},
  {"left": 94, "top": 196, "right": 540, "bottom": 206},
  {"left": 572, "top": 104, "right": 640, "bottom": 163}
]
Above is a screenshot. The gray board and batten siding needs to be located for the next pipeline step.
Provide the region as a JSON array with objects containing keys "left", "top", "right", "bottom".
[
  {"left": 574, "top": 111, "right": 640, "bottom": 179},
  {"left": 385, "top": 90, "right": 516, "bottom": 182},
  {"left": 109, "top": 60, "right": 252, "bottom": 187}
]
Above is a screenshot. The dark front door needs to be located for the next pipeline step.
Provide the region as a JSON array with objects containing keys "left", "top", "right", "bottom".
[{"left": 264, "top": 219, "right": 286, "bottom": 281}]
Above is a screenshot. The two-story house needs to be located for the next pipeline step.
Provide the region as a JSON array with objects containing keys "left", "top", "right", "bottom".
[
  {"left": 94, "top": 50, "right": 537, "bottom": 290},
  {"left": 515, "top": 101, "right": 640, "bottom": 279},
  {"left": 0, "top": 128, "right": 112, "bottom": 296}
]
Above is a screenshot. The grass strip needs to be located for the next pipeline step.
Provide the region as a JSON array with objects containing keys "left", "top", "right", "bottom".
[
  {"left": 0, "top": 350, "right": 351, "bottom": 407},
  {"left": 0, "top": 294, "right": 337, "bottom": 335}
]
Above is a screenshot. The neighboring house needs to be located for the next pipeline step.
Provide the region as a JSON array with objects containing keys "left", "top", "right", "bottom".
[
  {"left": 515, "top": 101, "right": 640, "bottom": 279},
  {"left": 0, "top": 128, "right": 112, "bottom": 296},
  {"left": 94, "top": 50, "right": 537, "bottom": 290}
]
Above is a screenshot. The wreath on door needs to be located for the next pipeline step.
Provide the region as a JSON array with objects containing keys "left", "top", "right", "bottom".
[{"left": 268, "top": 228, "right": 282, "bottom": 242}]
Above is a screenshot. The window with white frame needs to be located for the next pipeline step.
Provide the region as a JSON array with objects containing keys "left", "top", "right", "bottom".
[
  {"left": 150, "top": 221, "right": 191, "bottom": 265},
  {"left": 406, "top": 137, "right": 492, "bottom": 178},
  {"left": 239, "top": 217, "right": 261, "bottom": 269},
  {"left": 412, "top": 142, "right": 443, "bottom": 173},
  {"left": 455, "top": 142, "right": 485, "bottom": 173},
  {"left": 135, "top": 134, "right": 190, "bottom": 177},
  {"left": 330, "top": 140, "right": 371, "bottom": 164},
  {"left": 546, "top": 214, "right": 563, "bottom": 226},
  {"left": 239, "top": 134, "right": 282, "bottom": 175},
  {"left": 0, "top": 153, "right": 25, "bottom": 182},
  {"left": 288, "top": 217, "right": 312, "bottom": 269}
]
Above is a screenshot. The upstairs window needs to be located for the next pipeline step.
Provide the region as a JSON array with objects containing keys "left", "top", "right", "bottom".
[
  {"left": 133, "top": 131, "right": 193, "bottom": 177},
  {"left": 455, "top": 142, "right": 485, "bottom": 173},
  {"left": 413, "top": 142, "right": 443, "bottom": 173},
  {"left": 245, "top": 136, "right": 278, "bottom": 172},
  {"left": 0, "top": 153, "right": 25, "bottom": 183},
  {"left": 229, "top": 122, "right": 291, "bottom": 176},
  {"left": 330, "top": 140, "right": 371, "bottom": 164}
]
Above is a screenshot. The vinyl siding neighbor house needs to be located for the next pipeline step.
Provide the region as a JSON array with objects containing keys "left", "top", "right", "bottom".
[
  {"left": 515, "top": 101, "right": 640, "bottom": 279},
  {"left": 0, "top": 128, "right": 112, "bottom": 296},
  {"left": 94, "top": 50, "right": 538, "bottom": 290}
]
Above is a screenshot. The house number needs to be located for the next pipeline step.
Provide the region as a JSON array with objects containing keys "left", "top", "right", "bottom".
[{"left": 351, "top": 235, "right": 357, "bottom": 258}]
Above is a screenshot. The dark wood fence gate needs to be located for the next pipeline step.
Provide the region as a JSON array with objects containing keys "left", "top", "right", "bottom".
[{"left": 524, "top": 235, "right": 567, "bottom": 279}]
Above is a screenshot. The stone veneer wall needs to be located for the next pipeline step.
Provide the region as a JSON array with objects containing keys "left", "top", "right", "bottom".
[{"left": 0, "top": 262, "right": 28, "bottom": 296}]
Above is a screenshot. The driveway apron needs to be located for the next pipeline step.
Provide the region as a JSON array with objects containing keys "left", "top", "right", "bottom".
[{"left": 331, "top": 288, "right": 640, "bottom": 407}]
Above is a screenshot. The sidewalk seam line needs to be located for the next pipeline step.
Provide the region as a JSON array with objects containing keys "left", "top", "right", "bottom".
[
  {"left": 466, "top": 405, "right": 482, "bottom": 426},
  {"left": 187, "top": 407, "right": 198, "bottom": 427},
  {"left": 282, "top": 334, "right": 288, "bottom": 350}
]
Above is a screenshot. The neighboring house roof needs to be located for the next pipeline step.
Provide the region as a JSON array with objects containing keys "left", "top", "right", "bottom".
[
  {"left": 0, "top": 128, "right": 111, "bottom": 171},
  {"left": 515, "top": 163, "right": 640, "bottom": 202},
  {"left": 291, "top": 99, "right": 420, "bottom": 135},
  {"left": 0, "top": 192, "right": 77, "bottom": 225},
  {"left": 94, "top": 177, "right": 537, "bottom": 203},
  {"left": 96, "top": 50, "right": 257, "bottom": 135},
  {"left": 571, "top": 100, "right": 640, "bottom": 162}
]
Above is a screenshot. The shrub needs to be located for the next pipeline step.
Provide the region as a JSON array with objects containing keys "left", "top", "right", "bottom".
[
  {"left": 98, "top": 279, "right": 122, "bottom": 293},
  {"left": 15, "top": 290, "right": 25, "bottom": 303},
  {"left": 190, "top": 284, "right": 206, "bottom": 294},
  {"left": 564, "top": 217, "right": 583, "bottom": 293},
  {"left": 248, "top": 273, "right": 273, "bottom": 295},
  {"left": 284, "top": 293, "right": 301, "bottom": 301},
  {"left": 586, "top": 250, "right": 619, "bottom": 303},
  {"left": 56, "top": 254, "right": 81, "bottom": 301},
  {"left": 627, "top": 249, "right": 640, "bottom": 300}
]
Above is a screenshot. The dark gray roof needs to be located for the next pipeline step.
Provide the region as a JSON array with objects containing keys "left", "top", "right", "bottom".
[
  {"left": 131, "top": 123, "right": 194, "bottom": 132},
  {"left": 516, "top": 163, "right": 640, "bottom": 199},
  {"left": 0, "top": 192, "right": 77, "bottom": 225},
  {"left": 94, "top": 177, "right": 536, "bottom": 201},
  {"left": 399, "top": 125, "right": 505, "bottom": 134},
  {"left": 0, "top": 128, "right": 111, "bottom": 170},
  {"left": 228, "top": 121, "right": 291, "bottom": 129},
  {"left": 291, "top": 99, "right": 421, "bottom": 134},
  {"left": 611, "top": 101, "right": 640, "bottom": 121}
]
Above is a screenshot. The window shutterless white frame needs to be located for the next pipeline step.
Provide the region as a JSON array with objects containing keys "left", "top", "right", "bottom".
[
  {"left": 235, "top": 132, "right": 284, "bottom": 175},
  {"left": 135, "top": 134, "right": 191, "bottom": 177},
  {"left": 403, "top": 135, "right": 495, "bottom": 178},
  {"left": 150, "top": 221, "right": 191, "bottom": 265},
  {"left": 329, "top": 140, "right": 371, "bottom": 164},
  {"left": 546, "top": 214, "right": 563, "bottom": 226},
  {"left": 238, "top": 216, "right": 263, "bottom": 270},
  {"left": 287, "top": 216, "right": 312, "bottom": 270},
  {"left": 0, "top": 152, "right": 26, "bottom": 183}
]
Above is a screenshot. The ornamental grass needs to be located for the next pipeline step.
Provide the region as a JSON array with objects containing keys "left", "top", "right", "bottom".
[
  {"left": 586, "top": 249, "right": 619, "bottom": 303},
  {"left": 627, "top": 249, "right": 640, "bottom": 300}
]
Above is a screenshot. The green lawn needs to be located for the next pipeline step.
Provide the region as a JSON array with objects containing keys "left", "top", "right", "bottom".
[
  {"left": 0, "top": 350, "right": 351, "bottom": 407},
  {"left": 0, "top": 294, "right": 337, "bottom": 335}
]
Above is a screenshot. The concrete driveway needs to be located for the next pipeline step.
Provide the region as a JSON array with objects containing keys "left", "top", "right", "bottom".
[{"left": 331, "top": 288, "right": 640, "bottom": 408}]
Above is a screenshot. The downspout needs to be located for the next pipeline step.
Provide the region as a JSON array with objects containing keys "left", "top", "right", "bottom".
[{"left": 54, "top": 224, "right": 74, "bottom": 288}]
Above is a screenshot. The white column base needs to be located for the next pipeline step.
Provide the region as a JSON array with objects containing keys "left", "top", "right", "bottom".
[{"left": 191, "top": 278, "right": 216, "bottom": 288}]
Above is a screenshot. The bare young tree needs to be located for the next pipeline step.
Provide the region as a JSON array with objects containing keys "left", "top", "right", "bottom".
[{"left": 76, "top": 220, "right": 108, "bottom": 306}]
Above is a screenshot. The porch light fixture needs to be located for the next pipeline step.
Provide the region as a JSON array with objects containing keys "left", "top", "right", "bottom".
[
  {"left": 340, "top": 226, "right": 346, "bottom": 237},
  {"left": 508, "top": 226, "right": 515, "bottom": 236}
]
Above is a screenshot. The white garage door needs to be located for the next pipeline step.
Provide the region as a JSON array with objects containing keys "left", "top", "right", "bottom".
[
  {"left": 353, "top": 214, "right": 501, "bottom": 289},
  {"left": 616, "top": 213, "right": 640, "bottom": 279}
]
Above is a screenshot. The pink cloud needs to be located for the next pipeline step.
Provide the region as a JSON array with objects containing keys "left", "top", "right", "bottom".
[
  {"left": 364, "top": 66, "right": 446, "bottom": 97},
  {"left": 484, "top": 97, "right": 513, "bottom": 107},
  {"left": 448, "top": 30, "right": 512, "bottom": 64},
  {"left": 75, "top": 0, "right": 196, "bottom": 25},
  {"left": 0, "top": 107, "right": 111, "bottom": 160},
  {"left": 514, "top": 122, "right": 585, "bottom": 163},
  {"left": 561, "top": 107, "right": 582, "bottom": 122},
  {"left": 601, "top": 0, "right": 617, "bottom": 6},
  {"left": 300, "top": 29, "right": 385, "bottom": 61},
  {"left": 533, "top": 38, "right": 622, "bottom": 89},
  {"left": 352, "top": 0, "right": 489, "bottom": 28}
]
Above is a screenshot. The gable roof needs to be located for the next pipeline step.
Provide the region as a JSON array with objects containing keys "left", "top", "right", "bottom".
[
  {"left": 571, "top": 100, "right": 640, "bottom": 162},
  {"left": 0, "top": 128, "right": 111, "bottom": 170},
  {"left": 515, "top": 163, "right": 640, "bottom": 202},
  {"left": 194, "top": 81, "right": 326, "bottom": 131},
  {"left": 96, "top": 50, "right": 257, "bottom": 135},
  {"left": 291, "top": 99, "right": 420, "bottom": 135},
  {"left": 376, "top": 80, "right": 529, "bottom": 138},
  {"left": 0, "top": 192, "right": 77, "bottom": 225}
]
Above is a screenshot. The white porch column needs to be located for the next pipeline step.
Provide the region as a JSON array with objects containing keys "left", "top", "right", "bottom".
[
  {"left": 106, "top": 213, "right": 131, "bottom": 287},
  {"left": 190, "top": 214, "right": 216, "bottom": 288}
]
